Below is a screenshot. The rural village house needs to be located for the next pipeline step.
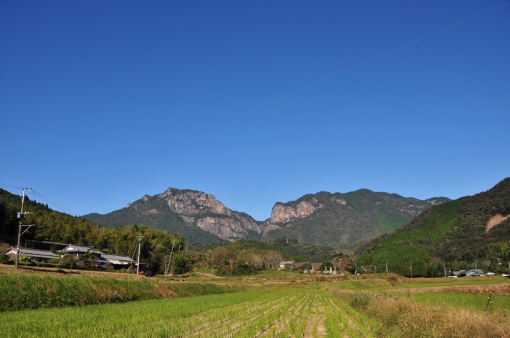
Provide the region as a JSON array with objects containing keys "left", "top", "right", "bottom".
[{"left": 4, "top": 244, "right": 133, "bottom": 269}]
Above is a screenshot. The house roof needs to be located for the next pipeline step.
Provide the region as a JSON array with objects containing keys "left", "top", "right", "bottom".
[
  {"left": 101, "top": 253, "right": 134, "bottom": 265},
  {"left": 57, "top": 244, "right": 102, "bottom": 255},
  {"left": 311, "top": 263, "right": 322, "bottom": 271},
  {"left": 294, "top": 262, "right": 309, "bottom": 268},
  {"left": 453, "top": 269, "right": 486, "bottom": 277},
  {"left": 6, "top": 248, "right": 58, "bottom": 259},
  {"left": 465, "top": 269, "right": 486, "bottom": 277}
]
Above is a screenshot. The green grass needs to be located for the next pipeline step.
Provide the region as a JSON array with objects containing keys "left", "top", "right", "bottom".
[
  {"left": 0, "top": 273, "right": 241, "bottom": 311},
  {"left": 0, "top": 289, "right": 378, "bottom": 337},
  {"left": 330, "top": 279, "right": 393, "bottom": 290},
  {"left": 411, "top": 292, "right": 510, "bottom": 312}
]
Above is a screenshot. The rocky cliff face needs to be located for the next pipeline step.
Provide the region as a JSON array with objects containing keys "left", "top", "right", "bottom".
[
  {"left": 127, "top": 189, "right": 266, "bottom": 241},
  {"left": 270, "top": 200, "right": 321, "bottom": 224},
  {"left": 154, "top": 188, "right": 263, "bottom": 241}
]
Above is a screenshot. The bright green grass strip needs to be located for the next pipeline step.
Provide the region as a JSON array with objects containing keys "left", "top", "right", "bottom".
[
  {"left": 410, "top": 292, "right": 510, "bottom": 312},
  {"left": 0, "top": 290, "right": 291, "bottom": 338}
]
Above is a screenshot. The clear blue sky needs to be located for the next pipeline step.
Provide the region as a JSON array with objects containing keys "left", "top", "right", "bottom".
[{"left": 1, "top": 1, "right": 509, "bottom": 221}]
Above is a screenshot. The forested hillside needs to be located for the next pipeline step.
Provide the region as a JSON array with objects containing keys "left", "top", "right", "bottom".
[
  {"left": 262, "top": 190, "right": 448, "bottom": 248},
  {"left": 0, "top": 188, "right": 185, "bottom": 273},
  {"left": 355, "top": 178, "right": 510, "bottom": 277}
]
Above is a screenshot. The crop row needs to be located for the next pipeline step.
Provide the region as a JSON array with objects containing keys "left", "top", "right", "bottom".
[{"left": 0, "top": 289, "right": 375, "bottom": 337}]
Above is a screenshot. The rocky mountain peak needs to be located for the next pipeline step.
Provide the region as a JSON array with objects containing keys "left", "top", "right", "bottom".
[
  {"left": 270, "top": 200, "right": 323, "bottom": 224},
  {"left": 159, "top": 189, "right": 230, "bottom": 218}
]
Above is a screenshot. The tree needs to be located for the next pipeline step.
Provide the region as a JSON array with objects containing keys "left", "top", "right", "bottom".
[
  {"left": 263, "top": 251, "right": 282, "bottom": 270},
  {"left": 332, "top": 257, "right": 343, "bottom": 271},
  {"left": 320, "top": 260, "right": 334, "bottom": 272},
  {"left": 172, "top": 253, "right": 194, "bottom": 275},
  {"left": 301, "top": 263, "right": 312, "bottom": 272},
  {"left": 19, "top": 254, "right": 31, "bottom": 266},
  {"left": 210, "top": 247, "right": 227, "bottom": 268}
]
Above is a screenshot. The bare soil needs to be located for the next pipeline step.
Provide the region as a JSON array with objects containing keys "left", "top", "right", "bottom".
[{"left": 486, "top": 214, "right": 510, "bottom": 232}]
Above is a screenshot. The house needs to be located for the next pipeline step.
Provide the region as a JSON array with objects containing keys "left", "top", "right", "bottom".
[
  {"left": 57, "top": 245, "right": 135, "bottom": 269},
  {"left": 57, "top": 244, "right": 102, "bottom": 261},
  {"left": 5, "top": 247, "right": 58, "bottom": 262},
  {"left": 310, "top": 263, "right": 322, "bottom": 273},
  {"left": 279, "top": 261, "right": 295, "bottom": 270},
  {"left": 452, "top": 269, "right": 486, "bottom": 277}
]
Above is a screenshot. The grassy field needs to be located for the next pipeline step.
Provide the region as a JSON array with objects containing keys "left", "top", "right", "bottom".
[
  {"left": 411, "top": 291, "right": 510, "bottom": 311},
  {"left": 0, "top": 265, "right": 242, "bottom": 311},
  {"left": 1, "top": 264, "right": 509, "bottom": 337},
  {"left": 0, "top": 289, "right": 379, "bottom": 337}
]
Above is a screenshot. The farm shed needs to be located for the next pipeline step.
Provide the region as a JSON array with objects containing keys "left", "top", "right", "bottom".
[
  {"left": 5, "top": 247, "right": 58, "bottom": 261},
  {"left": 99, "top": 253, "right": 134, "bottom": 267}
]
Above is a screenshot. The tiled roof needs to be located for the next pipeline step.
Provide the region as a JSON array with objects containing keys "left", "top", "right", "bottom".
[
  {"left": 102, "top": 253, "right": 134, "bottom": 265},
  {"left": 57, "top": 245, "right": 102, "bottom": 254},
  {"left": 6, "top": 248, "right": 58, "bottom": 259}
]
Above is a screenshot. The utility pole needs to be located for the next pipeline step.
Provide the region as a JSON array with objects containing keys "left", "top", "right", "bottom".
[
  {"left": 410, "top": 264, "right": 413, "bottom": 279},
  {"left": 443, "top": 263, "right": 447, "bottom": 278},
  {"left": 386, "top": 262, "right": 388, "bottom": 274},
  {"left": 16, "top": 188, "right": 35, "bottom": 268},
  {"left": 164, "top": 241, "right": 175, "bottom": 280},
  {"left": 136, "top": 235, "right": 144, "bottom": 275}
]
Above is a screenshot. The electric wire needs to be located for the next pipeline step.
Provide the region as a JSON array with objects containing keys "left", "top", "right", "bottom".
[
  {"left": 28, "top": 191, "right": 78, "bottom": 216},
  {"left": 0, "top": 183, "right": 78, "bottom": 216}
]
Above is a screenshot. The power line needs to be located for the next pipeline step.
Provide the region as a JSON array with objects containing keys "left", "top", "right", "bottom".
[
  {"left": 0, "top": 183, "right": 26, "bottom": 190},
  {"left": 0, "top": 184, "right": 78, "bottom": 216},
  {"left": 28, "top": 190, "right": 78, "bottom": 215}
]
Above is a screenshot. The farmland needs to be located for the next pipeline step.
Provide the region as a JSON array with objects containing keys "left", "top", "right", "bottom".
[
  {"left": 1, "top": 269, "right": 509, "bottom": 337},
  {"left": 0, "top": 289, "right": 378, "bottom": 337}
]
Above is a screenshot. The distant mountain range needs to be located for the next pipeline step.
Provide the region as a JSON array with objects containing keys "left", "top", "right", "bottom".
[{"left": 84, "top": 187, "right": 449, "bottom": 247}]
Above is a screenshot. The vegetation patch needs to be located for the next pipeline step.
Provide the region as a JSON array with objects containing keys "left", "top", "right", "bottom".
[
  {"left": 0, "top": 289, "right": 379, "bottom": 338},
  {"left": 0, "top": 273, "right": 241, "bottom": 311}
]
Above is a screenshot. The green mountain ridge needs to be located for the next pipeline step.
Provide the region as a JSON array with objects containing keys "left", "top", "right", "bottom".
[
  {"left": 262, "top": 190, "right": 449, "bottom": 248},
  {"left": 354, "top": 177, "right": 510, "bottom": 276}
]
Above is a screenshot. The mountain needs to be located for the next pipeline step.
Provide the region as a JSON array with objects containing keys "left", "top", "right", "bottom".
[
  {"left": 261, "top": 190, "right": 449, "bottom": 248},
  {"left": 85, "top": 187, "right": 448, "bottom": 247},
  {"left": 84, "top": 188, "right": 265, "bottom": 244},
  {"left": 354, "top": 178, "right": 510, "bottom": 275}
]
